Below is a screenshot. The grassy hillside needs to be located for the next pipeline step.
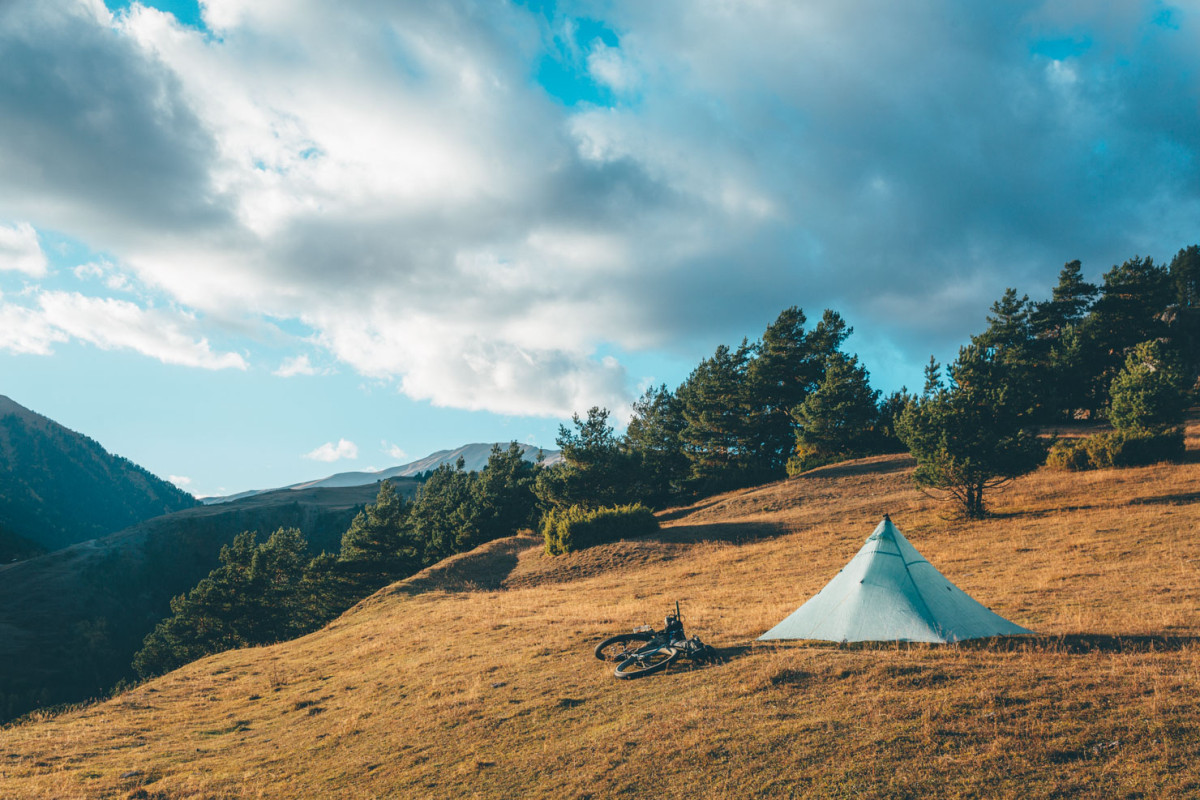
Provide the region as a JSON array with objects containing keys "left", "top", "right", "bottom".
[
  {"left": 2, "top": 422, "right": 1198, "bottom": 798},
  {"left": 0, "top": 479, "right": 421, "bottom": 723}
]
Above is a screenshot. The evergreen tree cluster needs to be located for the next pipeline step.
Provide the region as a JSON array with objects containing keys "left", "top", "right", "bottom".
[
  {"left": 130, "top": 245, "right": 1199, "bottom": 677},
  {"left": 133, "top": 444, "right": 539, "bottom": 678},
  {"left": 964, "top": 250, "right": 1198, "bottom": 423},
  {"left": 537, "top": 307, "right": 904, "bottom": 513},
  {"left": 897, "top": 249, "right": 1197, "bottom": 517}
]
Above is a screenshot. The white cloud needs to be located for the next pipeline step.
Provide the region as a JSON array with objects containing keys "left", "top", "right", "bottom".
[
  {"left": 587, "top": 42, "right": 638, "bottom": 94},
  {"left": 36, "top": 291, "right": 247, "bottom": 370},
  {"left": 3, "top": 0, "right": 1200, "bottom": 412},
  {"left": 0, "top": 302, "right": 68, "bottom": 355},
  {"left": 0, "top": 222, "right": 47, "bottom": 276},
  {"left": 383, "top": 441, "right": 408, "bottom": 461},
  {"left": 304, "top": 438, "right": 358, "bottom": 462},
  {"left": 168, "top": 474, "right": 193, "bottom": 488},
  {"left": 273, "top": 354, "right": 320, "bottom": 377},
  {"left": 74, "top": 259, "right": 133, "bottom": 292}
]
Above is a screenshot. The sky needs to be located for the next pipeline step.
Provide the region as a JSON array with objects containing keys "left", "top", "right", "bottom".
[{"left": 1, "top": 0, "right": 1198, "bottom": 497}]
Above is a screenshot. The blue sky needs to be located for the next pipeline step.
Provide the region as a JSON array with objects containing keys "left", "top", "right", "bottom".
[{"left": 2, "top": 1, "right": 1198, "bottom": 496}]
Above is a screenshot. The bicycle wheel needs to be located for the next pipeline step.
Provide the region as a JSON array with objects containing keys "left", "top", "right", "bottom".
[
  {"left": 614, "top": 646, "right": 679, "bottom": 679},
  {"left": 594, "top": 632, "right": 654, "bottom": 662}
]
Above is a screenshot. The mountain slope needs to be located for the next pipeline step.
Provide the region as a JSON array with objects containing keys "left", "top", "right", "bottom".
[
  {"left": 202, "top": 442, "right": 560, "bottom": 504},
  {"left": 2, "top": 421, "right": 1198, "bottom": 798},
  {"left": 0, "top": 395, "right": 196, "bottom": 553},
  {"left": 0, "top": 478, "right": 421, "bottom": 723}
]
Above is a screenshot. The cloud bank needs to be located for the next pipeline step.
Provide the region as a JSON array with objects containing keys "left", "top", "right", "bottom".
[{"left": 1, "top": 0, "right": 1198, "bottom": 411}]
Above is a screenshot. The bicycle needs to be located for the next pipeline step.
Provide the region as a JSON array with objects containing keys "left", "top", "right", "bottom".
[{"left": 594, "top": 602, "right": 718, "bottom": 679}]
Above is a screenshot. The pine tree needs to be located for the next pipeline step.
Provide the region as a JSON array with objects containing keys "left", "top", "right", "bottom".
[
  {"left": 1106, "top": 341, "right": 1188, "bottom": 431},
  {"left": 897, "top": 345, "right": 1046, "bottom": 519},
  {"left": 678, "top": 341, "right": 755, "bottom": 490},
  {"left": 467, "top": 443, "right": 539, "bottom": 549},
  {"left": 623, "top": 384, "right": 689, "bottom": 506},
  {"left": 411, "top": 460, "right": 475, "bottom": 565},
  {"left": 337, "top": 480, "right": 416, "bottom": 590},
  {"left": 788, "top": 352, "right": 881, "bottom": 474}
]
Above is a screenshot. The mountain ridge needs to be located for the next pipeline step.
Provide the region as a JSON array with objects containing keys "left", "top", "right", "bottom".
[
  {"left": 0, "top": 395, "right": 197, "bottom": 554},
  {"left": 202, "top": 441, "right": 562, "bottom": 504}
]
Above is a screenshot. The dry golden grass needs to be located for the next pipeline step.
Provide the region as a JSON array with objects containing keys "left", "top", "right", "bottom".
[{"left": 2, "top": 418, "right": 1199, "bottom": 799}]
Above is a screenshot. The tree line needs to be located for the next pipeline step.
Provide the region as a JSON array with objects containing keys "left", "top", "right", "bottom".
[{"left": 133, "top": 244, "right": 1199, "bottom": 678}]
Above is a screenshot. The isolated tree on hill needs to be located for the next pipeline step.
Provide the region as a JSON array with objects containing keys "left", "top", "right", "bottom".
[
  {"left": 788, "top": 352, "right": 880, "bottom": 475},
  {"left": 896, "top": 344, "right": 1046, "bottom": 519},
  {"left": 1106, "top": 341, "right": 1188, "bottom": 432}
]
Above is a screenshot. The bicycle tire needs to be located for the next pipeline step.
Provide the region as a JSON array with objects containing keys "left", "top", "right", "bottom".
[
  {"left": 614, "top": 646, "right": 679, "bottom": 679},
  {"left": 594, "top": 632, "right": 654, "bottom": 662}
]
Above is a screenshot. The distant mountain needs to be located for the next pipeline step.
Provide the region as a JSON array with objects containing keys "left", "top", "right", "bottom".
[
  {"left": 0, "top": 396, "right": 198, "bottom": 554},
  {"left": 0, "top": 478, "right": 422, "bottom": 723},
  {"left": 202, "top": 441, "right": 561, "bottom": 504}
]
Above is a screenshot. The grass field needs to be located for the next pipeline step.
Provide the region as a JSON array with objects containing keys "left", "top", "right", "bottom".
[{"left": 2, "top": 420, "right": 1198, "bottom": 798}]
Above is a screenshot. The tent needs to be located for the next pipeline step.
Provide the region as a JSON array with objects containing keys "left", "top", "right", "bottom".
[{"left": 759, "top": 515, "right": 1033, "bottom": 643}]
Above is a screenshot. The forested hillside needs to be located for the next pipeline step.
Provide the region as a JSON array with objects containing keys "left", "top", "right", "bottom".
[
  {"left": 0, "top": 396, "right": 197, "bottom": 553},
  {"left": 0, "top": 479, "right": 420, "bottom": 723}
]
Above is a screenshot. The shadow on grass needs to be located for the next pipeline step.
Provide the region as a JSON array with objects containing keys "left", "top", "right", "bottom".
[
  {"left": 655, "top": 521, "right": 787, "bottom": 546},
  {"left": 795, "top": 453, "right": 914, "bottom": 481},
  {"left": 963, "top": 633, "right": 1200, "bottom": 654},
  {"left": 753, "top": 633, "right": 1200, "bottom": 654},
  {"left": 388, "top": 537, "right": 536, "bottom": 596},
  {"left": 1129, "top": 489, "right": 1200, "bottom": 506},
  {"left": 656, "top": 499, "right": 726, "bottom": 523}
]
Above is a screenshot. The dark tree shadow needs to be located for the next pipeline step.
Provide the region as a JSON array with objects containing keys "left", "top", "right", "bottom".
[
  {"left": 752, "top": 633, "right": 1200, "bottom": 654},
  {"left": 654, "top": 521, "right": 788, "bottom": 546},
  {"left": 388, "top": 537, "right": 535, "bottom": 596},
  {"left": 1129, "top": 490, "right": 1200, "bottom": 506},
  {"left": 795, "top": 454, "right": 915, "bottom": 480},
  {"left": 656, "top": 499, "right": 725, "bottom": 522}
]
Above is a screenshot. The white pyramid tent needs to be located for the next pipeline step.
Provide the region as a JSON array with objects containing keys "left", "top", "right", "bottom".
[{"left": 760, "top": 516, "right": 1033, "bottom": 643}]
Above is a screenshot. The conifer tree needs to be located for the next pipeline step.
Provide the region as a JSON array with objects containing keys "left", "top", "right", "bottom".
[
  {"left": 678, "top": 341, "right": 755, "bottom": 489},
  {"left": 1106, "top": 341, "right": 1188, "bottom": 431},
  {"left": 897, "top": 345, "right": 1045, "bottom": 519},
  {"left": 338, "top": 480, "right": 416, "bottom": 590},
  {"left": 623, "top": 384, "right": 689, "bottom": 506},
  {"left": 788, "top": 352, "right": 881, "bottom": 474}
]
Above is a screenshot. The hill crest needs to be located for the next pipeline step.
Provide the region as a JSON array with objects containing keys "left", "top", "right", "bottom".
[{"left": 0, "top": 395, "right": 197, "bottom": 556}]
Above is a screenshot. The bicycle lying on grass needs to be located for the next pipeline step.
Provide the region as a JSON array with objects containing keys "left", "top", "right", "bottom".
[{"left": 594, "top": 602, "right": 718, "bottom": 679}]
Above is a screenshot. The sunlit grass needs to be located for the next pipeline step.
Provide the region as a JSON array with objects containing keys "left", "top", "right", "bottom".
[{"left": 1, "top": 417, "right": 1198, "bottom": 798}]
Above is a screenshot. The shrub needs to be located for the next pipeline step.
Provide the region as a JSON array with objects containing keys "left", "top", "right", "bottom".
[
  {"left": 1086, "top": 428, "right": 1185, "bottom": 468},
  {"left": 1049, "top": 428, "right": 1185, "bottom": 470},
  {"left": 541, "top": 503, "right": 659, "bottom": 555},
  {"left": 1045, "top": 439, "right": 1092, "bottom": 471}
]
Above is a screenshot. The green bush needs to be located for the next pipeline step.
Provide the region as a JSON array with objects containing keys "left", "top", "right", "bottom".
[
  {"left": 1048, "top": 429, "right": 1185, "bottom": 470},
  {"left": 1045, "top": 438, "right": 1092, "bottom": 471},
  {"left": 541, "top": 503, "right": 659, "bottom": 555},
  {"left": 1088, "top": 428, "right": 1185, "bottom": 468}
]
